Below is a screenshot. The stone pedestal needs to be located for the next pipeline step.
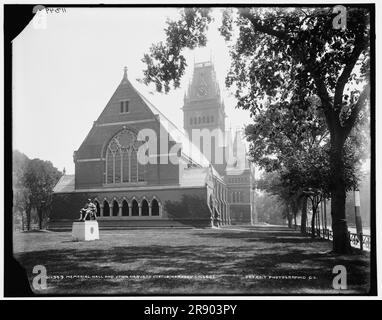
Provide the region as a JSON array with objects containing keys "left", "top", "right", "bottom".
[{"left": 72, "top": 221, "right": 99, "bottom": 241}]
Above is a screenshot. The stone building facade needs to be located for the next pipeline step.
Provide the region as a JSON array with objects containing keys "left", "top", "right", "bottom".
[
  {"left": 183, "top": 61, "right": 256, "bottom": 225},
  {"left": 51, "top": 62, "right": 255, "bottom": 229},
  {"left": 50, "top": 67, "right": 230, "bottom": 230}
]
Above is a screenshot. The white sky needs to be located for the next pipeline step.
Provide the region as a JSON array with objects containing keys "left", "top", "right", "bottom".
[{"left": 13, "top": 7, "right": 251, "bottom": 174}]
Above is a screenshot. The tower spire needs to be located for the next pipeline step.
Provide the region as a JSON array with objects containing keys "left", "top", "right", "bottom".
[{"left": 123, "top": 66, "right": 128, "bottom": 80}]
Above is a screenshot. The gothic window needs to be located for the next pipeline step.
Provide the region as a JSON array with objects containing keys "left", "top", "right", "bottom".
[
  {"left": 122, "top": 200, "right": 129, "bottom": 216},
  {"left": 112, "top": 200, "right": 119, "bottom": 216},
  {"left": 105, "top": 128, "right": 146, "bottom": 184},
  {"left": 142, "top": 199, "right": 149, "bottom": 216},
  {"left": 103, "top": 200, "right": 110, "bottom": 217},
  {"left": 132, "top": 199, "right": 139, "bottom": 216},
  {"left": 94, "top": 200, "right": 100, "bottom": 217},
  {"left": 151, "top": 199, "right": 159, "bottom": 216}
]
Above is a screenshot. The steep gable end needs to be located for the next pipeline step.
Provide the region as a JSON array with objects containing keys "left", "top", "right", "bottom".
[
  {"left": 96, "top": 67, "right": 156, "bottom": 124},
  {"left": 75, "top": 68, "right": 159, "bottom": 159}
]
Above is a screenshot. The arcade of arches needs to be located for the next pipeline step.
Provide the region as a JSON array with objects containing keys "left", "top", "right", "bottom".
[{"left": 94, "top": 197, "right": 162, "bottom": 217}]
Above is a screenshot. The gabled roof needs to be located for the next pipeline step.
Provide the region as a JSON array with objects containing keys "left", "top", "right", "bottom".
[
  {"left": 53, "top": 175, "right": 75, "bottom": 193},
  {"left": 133, "top": 83, "right": 211, "bottom": 168},
  {"left": 180, "top": 167, "right": 209, "bottom": 187}
]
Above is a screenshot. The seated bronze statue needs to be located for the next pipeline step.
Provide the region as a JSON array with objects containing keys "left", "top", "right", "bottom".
[{"left": 78, "top": 199, "right": 97, "bottom": 221}]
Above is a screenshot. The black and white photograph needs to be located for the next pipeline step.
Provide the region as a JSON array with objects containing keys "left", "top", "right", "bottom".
[{"left": 3, "top": 2, "right": 377, "bottom": 300}]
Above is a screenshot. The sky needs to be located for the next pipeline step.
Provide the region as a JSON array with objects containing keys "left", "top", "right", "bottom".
[{"left": 13, "top": 7, "right": 252, "bottom": 174}]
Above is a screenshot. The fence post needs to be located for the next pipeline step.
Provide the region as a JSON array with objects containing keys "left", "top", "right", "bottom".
[
  {"left": 323, "top": 199, "right": 327, "bottom": 239},
  {"left": 354, "top": 189, "right": 363, "bottom": 250}
]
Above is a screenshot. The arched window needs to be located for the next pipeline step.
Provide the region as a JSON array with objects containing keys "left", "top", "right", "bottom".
[
  {"left": 202, "top": 116, "right": 206, "bottom": 123},
  {"left": 105, "top": 128, "right": 146, "bottom": 184},
  {"left": 122, "top": 200, "right": 129, "bottom": 216},
  {"left": 198, "top": 117, "right": 201, "bottom": 124},
  {"left": 132, "top": 199, "right": 139, "bottom": 216},
  {"left": 206, "top": 116, "right": 210, "bottom": 123},
  {"left": 141, "top": 199, "right": 149, "bottom": 216},
  {"left": 151, "top": 199, "right": 159, "bottom": 216},
  {"left": 112, "top": 200, "right": 119, "bottom": 216},
  {"left": 211, "top": 115, "right": 214, "bottom": 123},
  {"left": 94, "top": 200, "right": 100, "bottom": 217},
  {"left": 103, "top": 200, "right": 110, "bottom": 217}
]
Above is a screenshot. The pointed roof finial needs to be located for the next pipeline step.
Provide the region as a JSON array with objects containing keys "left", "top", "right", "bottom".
[{"left": 123, "top": 66, "right": 128, "bottom": 79}]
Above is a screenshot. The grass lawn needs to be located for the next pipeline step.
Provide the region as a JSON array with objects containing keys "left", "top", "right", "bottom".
[{"left": 13, "top": 225, "right": 371, "bottom": 295}]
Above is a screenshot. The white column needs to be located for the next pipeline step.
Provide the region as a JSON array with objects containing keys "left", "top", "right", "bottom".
[
  {"left": 129, "top": 151, "right": 132, "bottom": 182},
  {"left": 112, "top": 153, "right": 116, "bottom": 183},
  {"left": 120, "top": 151, "right": 123, "bottom": 183},
  {"left": 105, "top": 155, "right": 108, "bottom": 184},
  {"left": 136, "top": 156, "right": 139, "bottom": 182}
]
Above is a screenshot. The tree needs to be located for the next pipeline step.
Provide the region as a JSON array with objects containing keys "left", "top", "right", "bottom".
[
  {"left": 13, "top": 150, "right": 30, "bottom": 230},
  {"left": 254, "top": 192, "right": 286, "bottom": 225},
  {"left": 141, "top": 7, "right": 370, "bottom": 253},
  {"left": 256, "top": 171, "right": 299, "bottom": 228},
  {"left": 22, "top": 159, "right": 62, "bottom": 229}
]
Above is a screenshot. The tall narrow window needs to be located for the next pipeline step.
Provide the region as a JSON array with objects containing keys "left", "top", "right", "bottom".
[
  {"left": 103, "top": 200, "right": 110, "bottom": 217},
  {"left": 132, "top": 199, "right": 139, "bottom": 216},
  {"left": 122, "top": 200, "right": 129, "bottom": 216},
  {"left": 112, "top": 200, "right": 119, "bottom": 216},
  {"left": 151, "top": 199, "right": 159, "bottom": 216},
  {"left": 141, "top": 199, "right": 149, "bottom": 216}
]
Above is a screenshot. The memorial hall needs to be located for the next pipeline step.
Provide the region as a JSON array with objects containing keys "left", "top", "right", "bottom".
[{"left": 50, "top": 61, "right": 256, "bottom": 229}]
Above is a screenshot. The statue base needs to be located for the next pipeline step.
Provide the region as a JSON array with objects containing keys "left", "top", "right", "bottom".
[{"left": 72, "top": 221, "right": 99, "bottom": 241}]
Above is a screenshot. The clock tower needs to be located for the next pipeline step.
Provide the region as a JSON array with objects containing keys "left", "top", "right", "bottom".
[{"left": 182, "top": 61, "right": 226, "bottom": 174}]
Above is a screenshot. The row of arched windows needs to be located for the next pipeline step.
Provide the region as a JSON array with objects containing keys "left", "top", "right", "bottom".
[
  {"left": 228, "top": 177, "right": 249, "bottom": 184},
  {"left": 189, "top": 115, "right": 214, "bottom": 126},
  {"left": 93, "top": 198, "right": 161, "bottom": 217}
]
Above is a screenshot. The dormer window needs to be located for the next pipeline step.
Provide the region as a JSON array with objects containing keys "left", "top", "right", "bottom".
[{"left": 120, "top": 100, "right": 129, "bottom": 113}]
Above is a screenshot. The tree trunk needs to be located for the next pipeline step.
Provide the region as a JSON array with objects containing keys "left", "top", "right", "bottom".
[
  {"left": 287, "top": 213, "right": 293, "bottom": 228},
  {"left": 300, "top": 197, "right": 307, "bottom": 234},
  {"left": 330, "top": 135, "right": 352, "bottom": 254},
  {"left": 26, "top": 207, "right": 31, "bottom": 231},
  {"left": 311, "top": 209, "right": 316, "bottom": 238},
  {"left": 38, "top": 207, "right": 43, "bottom": 230}
]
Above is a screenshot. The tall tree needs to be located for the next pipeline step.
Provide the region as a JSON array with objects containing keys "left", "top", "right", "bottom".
[
  {"left": 13, "top": 150, "right": 31, "bottom": 230},
  {"left": 22, "top": 159, "right": 62, "bottom": 229},
  {"left": 256, "top": 171, "right": 298, "bottom": 228},
  {"left": 141, "top": 7, "right": 371, "bottom": 253}
]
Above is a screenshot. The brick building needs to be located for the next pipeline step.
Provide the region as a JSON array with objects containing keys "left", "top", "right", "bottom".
[
  {"left": 183, "top": 61, "right": 256, "bottom": 225},
  {"left": 50, "top": 62, "right": 255, "bottom": 229}
]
